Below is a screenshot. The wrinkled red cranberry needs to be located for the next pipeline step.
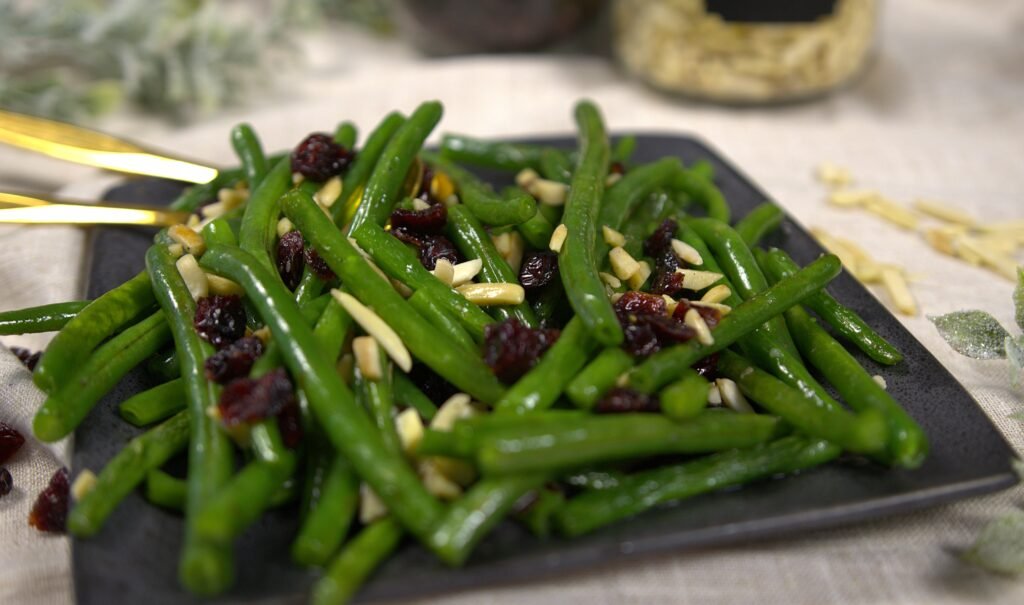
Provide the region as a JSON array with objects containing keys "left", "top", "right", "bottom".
[
  {"left": 644, "top": 219, "right": 678, "bottom": 257},
  {"left": 616, "top": 291, "right": 666, "bottom": 316},
  {"left": 649, "top": 249, "right": 684, "bottom": 297},
  {"left": 218, "top": 368, "right": 296, "bottom": 427},
  {"left": 276, "top": 230, "right": 306, "bottom": 290},
  {"left": 194, "top": 295, "right": 247, "bottom": 349},
  {"left": 483, "top": 319, "right": 560, "bottom": 384},
  {"left": 609, "top": 161, "right": 626, "bottom": 176},
  {"left": 291, "top": 133, "right": 354, "bottom": 181},
  {"left": 595, "top": 388, "right": 660, "bottom": 414},
  {"left": 417, "top": 235, "right": 461, "bottom": 270},
  {"left": 0, "top": 468, "right": 11, "bottom": 497},
  {"left": 614, "top": 292, "right": 695, "bottom": 356},
  {"left": 29, "top": 467, "right": 68, "bottom": 533},
  {"left": 276, "top": 398, "right": 303, "bottom": 449},
  {"left": 303, "top": 247, "right": 336, "bottom": 281},
  {"left": 692, "top": 352, "right": 720, "bottom": 379},
  {"left": 0, "top": 422, "right": 26, "bottom": 464},
  {"left": 391, "top": 203, "right": 447, "bottom": 234},
  {"left": 519, "top": 252, "right": 559, "bottom": 289},
  {"left": 10, "top": 347, "right": 41, "bottom": 371},
  {"left": 204, "top": 336, "right": 264, "bottom": 384},
  {"left": 672, "top": 299, "right": 722, "bottom": 329}
]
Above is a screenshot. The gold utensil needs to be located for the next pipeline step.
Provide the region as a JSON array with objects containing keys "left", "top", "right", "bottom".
[
  {"left": 0, "top": 109, "right": 219, "bottom": 184},
  {"left": 0, "top": 192, "right": 189, "bottom": 227}
]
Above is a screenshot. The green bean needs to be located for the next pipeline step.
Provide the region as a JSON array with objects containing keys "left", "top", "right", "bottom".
[
  {"left": 334, "top": 112, "right": 406, "bottom": 226},
  {"left": 283, "top": 193, "right": 505, "bottom": 403},
  {"left": 517, "top": 486, "right": 566, "bottom": 538},
  {"left": 348, "top": 101, "right": 442, "bottom": 235},
  {"left": 564, "top": 469, "right": 626, "bottom": 491},
  {"left": 356, "top": 347, "right": 401, "bottom": 455},
  {"left": 565, "top": 348, "right": 634, "bottom": 409},
  {"left": 445, "top": 204, "right": 537, "bottom": 326},
  {"left": 200, "top": 218, "right": 238, "bottom": 247},
  {"left": 393, "top": 372, "right": 438, "bottom": 421},
  {"left": 312, "top": 295, "right": 352, "bottom": 361},
  {"left": 594, "top": 157, "right": 681, "bottom": 261},
  {"left": 630, "top": 254, "right": 842, "bottom": 393},
  {"left": 312, "top": 518, "right": 403, "bottom": 605},
  {"left": 785, "top": 305, "right": 928, "bottom": 468},
  {"left": 147, "top": 347, "right": 180, "bottom": 381},
  {"left": 419, "top": 411, "right": 590, "bottom": 459},
  {"left": 292, "top": 456, "right": 360, "bottom": 567},
  {"left": 717, "top": 350, "right": 887, "bottom": 454},
  {"left": 118, "top": 378, "right": 185, "bottom": 427},
  {"left": 0, "top": 300, "right": 89, "bottom": 335},
  {"left": 146, "top": 469, "right": 187, "bottom": 510},
  {"left": 423, "top": 151, "right": 537, "bottom": 225},
  {"left": 439, "top": 134, "right": 555, "bottom": 172},
  {"left": 559, "top": 101, "right": 621, "bottom": 346},
  {"left": 620, "top": 189, "right": 674, "bottom": 260},
  {"left": 672, "top": 166, "right": 729, "bottom": 222},
  {"left": 333, "top": 121, "right": 358, "bottom": 148},
  {"left": 294, "top": 268, "right": 326, "bottom": 305},
  {"left": 760, "top": 248, "right": 903, "bottom": 365},
  {"left": 687, "top": 218, "right": 799, "bottom": 357},
  {"left": 33, "top": 311, "right": 170, "bottom": 442},
  {"left": 146, "top": 244, "right": 234, "bottom": 596},
  {"left": 350, "top": 223, "right": 493, "bottom": 341},
  {"left": 539, "top": 147, "right": 573, "bottom": 183},
  {"left": 237, "top": 156, "right": 293, "bottom": 270},
  {"left": 734, "top": 201, "right": 784, "bottom": 247},
  {"left": 495, "top": 316, "right": 599, "bottom": 415},
  {"left": 230, "top": 123, "right": 269, "bottom": 190},
  {"left": 516, "top": 202, "right": 561, "bottom": 250},
  {"left": 170, "top": 172, "right": 231, "bottom": 212},
  {"left": 428, "top": 473, "right": 548, "bottom": 566},
  {"left": 689, "top": 159, "right": 715, "bottom": 181},
  {"left": 529, "top": 277, "right": 568, "bottom": 327},
  {"left": 68, "top": 410, "right": 189, "bottom": 536},
  {"left": 407, "top": 290, "right": 476, "bottom": 353},
  {"left": 34, "top": 270, "right": 153, "bottom": 393},
  {"left": 199, "top": 244, "right": 446, "bottom": 546},
  {"left": 557, "top": 436, "right": 840, "bottom": 536},
  {"left": 611, "top": 135, "right": 637, "bottom": 166},
  {"left": 659, "top": 369, "right": 711, "bottom": 420},
  {"left": 477, "top": 412, "right": 781, "bottom": 476}
]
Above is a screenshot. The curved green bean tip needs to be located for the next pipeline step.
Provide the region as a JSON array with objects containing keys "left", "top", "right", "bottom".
[
  {"left": 32, "top": 408, "right": 65, "bottom": 443},
  {"left": 179, "top": 548, "right": 235, "bottom": 597}
]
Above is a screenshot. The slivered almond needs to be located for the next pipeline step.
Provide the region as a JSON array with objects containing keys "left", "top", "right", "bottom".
[
  {"left": 872, "top": 375, "right": 888, "bottom": 390},
  {"left": 431, "top": 393, "right": 475, "bottom": 431},
  {"left": 828, "top": 189, "right": 876, "bottom": 207},
  {"left": 531, "top": 179, "right": 569, "bottom": 206},
  {"left": 168, "top": 224, "right": 205, "bottom": 256},
  {"left": 276, "top": 217, "right": 294, "bottom": 237},
  {"left": 419, "top": 460, "right": 463, "bottom": 500},
  {"left": 678, "top": 268, "right": 724, "bottom": 291},
  {"left": 292, "top": 172, "right": 305, "bottom": 185},
  {"left": 504, "top": 231, "right": 525, "bottom": 273},
  {"left": 549, "top": 224, "right": 568, "bottom": 253},
  {"left": 252, "top": 326, "right": 272, "bottom": 344},
  {"left": 395, "top": 408, "right": 424, "bottom": 457},
  {"left": 206, "top": 273, "right": 244, "bottom": 296},
  {"left": 451, "top": 259, "right": 483, "bottom": 287},
  {"left": 684, "top": 308, "right": 715, "bottom": 346},
  {"left": 670, "top": 239, "right": 703, "bottom": 265},
  {"left": 412, "top": 198, "right": 432, "bottom": 212},
  {"left": 456, "top": 283, "right": 525, "bottom": 306},
  {"left": 662, "top": 294, "right": 678, "bottom": 316},
  {"left": 600, "top": 271, "right": 622, "bottom": 289},
  {"left": 716, "top": 378, "right": 754, "bottom": 413},
  {"left": 863, "top": 196, "right": 919, "bottom": 230},
  {"left": 515, "top": 168, "right": 540, "bottom": 189},
  {"left": 176, "top": 254, "right": 208, "bottom": 300},
  {"left": 690, "top": 300, "right": 731, "bottom": 315},
  {"left": 602, "top": 225, "right": 626, "bottom": 248},
  {"left": 167, "top": 243, "right": 185, "bottom": 258},
  {"left": 432, "top": 258, "right": 455, "bottom": 286},
  {"left": 186, "top": 214, "right": 201, "bottom": 229},
  {"left": 331, "top": 289, "right": 412, "bottom": 371},
  {"left": 879, "top": 265, "right": 917, "bottom": 315},
  {"left": 913, "top": 200, "right": 975, "bottom": 226},
  {"left": 359, "top": 484, "right": 388, "bottom": 524},
  {"left": 609, "top": 246, "right": 641, "bottom": 280},
  {"left": 314, "top": 176, "right": 343, "bottom": 208},
  {"left": 707, "top": 383, "right": 722, "bottom": 405},
  {"left": 353, "top": 336, "right": 384, "bottom": 381},
  {"left": 816, "top": 163, "right": 853, "bottom": 188},
  {"left": 701, "top": 284, "right": 732, "bottom": 304},
  {"left": 628, "top": 260, "right": 651, "bottom": 290},
  {"left": 71, "top": 470, "right": 97, "bottom": 501}
]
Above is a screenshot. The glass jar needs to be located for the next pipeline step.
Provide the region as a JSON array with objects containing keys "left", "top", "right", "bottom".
[{"left": 613, "top": 0, "right": 879, "bottom": 103}]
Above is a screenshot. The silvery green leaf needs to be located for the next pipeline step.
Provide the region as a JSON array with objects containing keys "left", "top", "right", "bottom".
[
  {"left": 1007, "top": 335, "right": 1024, "bottom": 392},
  {"left": 1015, "top": 267, "right": 1024, "bottom": 332},
  {"left": 964, "top": 509, "right": 1024, "bottom": 574},
  {"left": 930, "top": 311, "right": 1009, "bottom": 359}
]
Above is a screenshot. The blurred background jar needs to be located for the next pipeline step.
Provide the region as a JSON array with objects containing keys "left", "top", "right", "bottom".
[{"left": 613, "top": 0, "right": 879, "bottom": 103}]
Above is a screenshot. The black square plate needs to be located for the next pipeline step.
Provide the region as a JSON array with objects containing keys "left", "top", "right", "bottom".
[{"left": 73, "top": 135, "right": 1019, "bottom": 604}]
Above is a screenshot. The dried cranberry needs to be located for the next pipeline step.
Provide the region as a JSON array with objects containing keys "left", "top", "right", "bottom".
[
  {"left": 519, "top": 252, "right": 559, "bottom": 290},
  {"left": 615, "top": 291, "right": 666, "bottom": 316},
  {"left": 391, "top": 226, "right": 424, "bottom": 248},
  {"left": 692, "top": 352, "right": 720, "bottom": 379},
  {"left": 303, "top": 247, "right": 336, "bottom": 281},
  {"left": 29, "top": 467, "right": 68, "bottom": 533},
  {"left": 609, "top": 161, "right": 626, "bottom": 176},
  {"left": 620, "top": 321, "right": 662, "bottom": 357},
  {"left": 276, "top": 398, "right": 303, "bottom": 449},
  {"left": 649, "top": 249, "right": 684, "bottom": 297},
  {"left": 672, "top": 299, "right": 722, "bottom": 329},
  {"left": 0, "top": 467, "right": 11, "bottom": 497},
  {"left": 418, "top": 235, "right": 461, "bottom": 270},
  {"left": 595, "top": 388, "right": 660, "bottom": 414},
  {"left": 204, "top": 336, "right": 264, "bottom": 384},
  {"left": 291, "top": 133, "right": 354, "bottom": 181},
  {"left": 0, "top": 421, "right": 25, "bottom": 464},
  {"left": 194, "top": 295, "right": 247, "bottom": 349},
  {"left": 644, "top": 219, "right": 678, "bottom": 257},
  {"left": 276, "top": 230, "right": 306, "bottom": 290},
  {"left": 614, "top": 291, "right": 694, "bottom": 356},
  {"left": 10, "top": 347, "right": 41, "bottom": 371},
  {"left": 483, "top": 319, "right": 560, "bottom": 384},
  {"left": 218, "top": 368, "right": 296, "bottom": 426},
  {"left": 390, "top": 202, "right": 447, "bottom": 234}
]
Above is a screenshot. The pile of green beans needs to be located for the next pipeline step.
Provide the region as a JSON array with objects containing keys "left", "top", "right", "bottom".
[{"left": 2, "top": 99, "right": 927, "bottom": 604}]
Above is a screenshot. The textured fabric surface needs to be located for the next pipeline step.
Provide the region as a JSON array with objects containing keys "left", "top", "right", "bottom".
[{"left": 1, "top": 0, "right": 1023, "bottom": 603}]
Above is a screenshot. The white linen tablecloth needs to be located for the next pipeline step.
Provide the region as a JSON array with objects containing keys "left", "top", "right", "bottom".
[{"left": 2, "top": 0, "right": 1023, "bottom": 602}]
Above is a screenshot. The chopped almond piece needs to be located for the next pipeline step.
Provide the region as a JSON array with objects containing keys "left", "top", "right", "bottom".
[
  {"left": 609, "top": 246, "right": 641, "bottom": 281},
  {"left": 602, "top": 225, "right": 626, "bottom": 248},
  {"left": 701, "top": 284, "right": 732, "bottom": 304},
  {"left": 628, "top": 260, "right": 651, "bottom": 290},
  {"left": 331, "top": 290, "right": 413, "bottom": 372},
  {"left": 670, "top": 238, "right": 703, "bottom": 265},
  {"left": 879, "top": 265, "right": 917, "bottom": 315},
  {"left": 549, "top": 224, "right": 568, "bottom": 253},
  {"left": 352, "top": 336, "right": 384, "bottom": 381},
  {"left": 432, "top": 258, "right": 455, "bottom": 286},
  {"left": 456, "top": 283, "right": 525, "bottom": 306},
  {"left": 678, "top": 268, "right": 724, "bottom": 291}
]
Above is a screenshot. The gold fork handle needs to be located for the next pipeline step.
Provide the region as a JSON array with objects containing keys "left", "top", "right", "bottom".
[
  {"left": 0, "top": 109, "right": 219, "bottom": 184},
  {"left": 0, "top": 192, "right": 189, "bottom": 227}
]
